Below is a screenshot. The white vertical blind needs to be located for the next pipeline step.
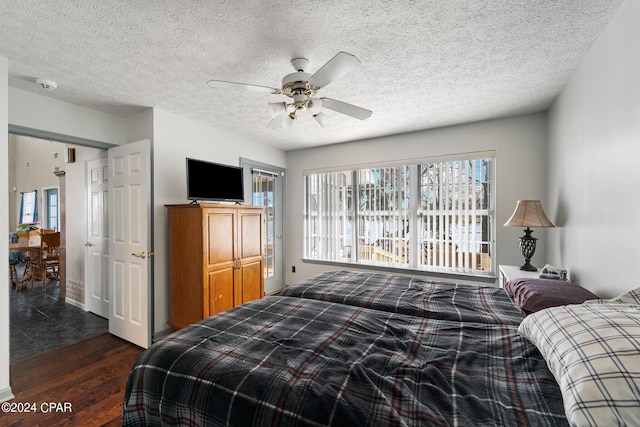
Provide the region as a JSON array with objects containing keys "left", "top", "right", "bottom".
[
  {"left": 356, "top": 166, "right": 410, "bottom": 267},
  {"left": 418, "top": 159, "right": 492, "bottom": 272},
  {"left": 304, "top": 156, "right": 494, "bottom": 274},
  {"left": 304, "top": 171, "right": 353, "bottom": 261}
]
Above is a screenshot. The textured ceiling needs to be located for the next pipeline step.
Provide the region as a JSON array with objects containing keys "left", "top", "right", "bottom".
[{"left": 0, "top": 0, "right": 624, "bottom": 151}]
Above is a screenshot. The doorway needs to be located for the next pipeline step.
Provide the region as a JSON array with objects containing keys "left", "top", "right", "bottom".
[
  {"left": 241, "top": 159, "right": 285, "bottom": 295},
  {"left": 8, "top": 133, "right": 109, "bottom": 362}
]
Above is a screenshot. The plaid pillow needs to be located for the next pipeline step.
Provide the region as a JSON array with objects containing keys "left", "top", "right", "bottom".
[
  {"left": 518, "top": 300, "right": 640, "bottom": 426},
  {"left": 584, "top": 287, "right": 640, "bottom": 307}
]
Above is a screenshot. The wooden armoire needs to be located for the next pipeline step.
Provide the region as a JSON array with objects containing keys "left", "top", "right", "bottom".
[{"left": 166, "top": 203, "right": 264, "bottom": 331}]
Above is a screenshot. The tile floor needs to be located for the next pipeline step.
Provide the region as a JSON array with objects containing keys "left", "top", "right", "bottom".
[{"left": 9, "top": 269, "right": 108, "bottom": 364}]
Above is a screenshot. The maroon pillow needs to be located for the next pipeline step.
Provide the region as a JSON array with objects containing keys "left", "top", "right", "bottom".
[{"left": 505, "top": 278, "right": 599, "bottom": 313}]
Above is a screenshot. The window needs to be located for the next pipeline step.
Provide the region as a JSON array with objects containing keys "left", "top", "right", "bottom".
[
  {"left": 252, "top": 170, "right": 277, "bottom": 280},
  {"left": 19, "top": 190, "right": 38, "bottom": 224},
  {"left": 304, "top": 154, "right": 494, "bottom": 275},
  {"left": 45, "top": 187, "right": 60, "bottom": 231}
]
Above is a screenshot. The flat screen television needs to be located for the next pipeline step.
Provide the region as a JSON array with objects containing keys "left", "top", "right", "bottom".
[{"left": 186, "top": 158, "right": 244, "bottom": 203}]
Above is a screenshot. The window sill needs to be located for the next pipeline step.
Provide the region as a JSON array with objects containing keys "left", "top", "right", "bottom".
[{"left": 301, "top": 258, "right": 497, "bottom": 284}]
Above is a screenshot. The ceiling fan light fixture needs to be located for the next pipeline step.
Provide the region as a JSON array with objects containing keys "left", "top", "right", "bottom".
[
  {"left": 314, "top": 111, "right": 330, "bottom": 127},
  {"left": 268, "top": 102, "right": 287, "bottom": 117},
  {"left": 306, "top": 97, "right": 323, "bottom": 115},
  {"left": 283, "top": 114, "right": 296, "bottom": 129}
]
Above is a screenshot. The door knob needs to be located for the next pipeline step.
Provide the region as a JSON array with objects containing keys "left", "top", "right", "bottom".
[
  {"left": 84, "top": 242, "right": 95, "bottom": 247},
  {"left": 131, "top": 252, "right": 147, "bottom": 259}
]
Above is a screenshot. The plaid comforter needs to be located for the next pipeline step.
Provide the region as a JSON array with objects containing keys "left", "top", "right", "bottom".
[
  {"left": 123, "top": 296, "right": 566, "bottom": 426},
  {"left": 281, "top": 270, "right": 525, "bottom": 326}
]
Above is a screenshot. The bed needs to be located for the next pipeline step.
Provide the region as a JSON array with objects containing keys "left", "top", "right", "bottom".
[
  {"left": 122, "top": 270, "right": 640, "bottom": 426},
  {"left": 280, "top": 270, "right": 525, "bottom": 325}
]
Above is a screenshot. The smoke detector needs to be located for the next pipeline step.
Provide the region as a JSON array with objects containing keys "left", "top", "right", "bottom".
[{"left": 36, "top": 78, "right": 57, "bottom": 90}]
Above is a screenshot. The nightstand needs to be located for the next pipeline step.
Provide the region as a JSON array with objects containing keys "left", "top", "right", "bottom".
[{"left": 498, "top": 264, "right": 541, "bottom": 288}]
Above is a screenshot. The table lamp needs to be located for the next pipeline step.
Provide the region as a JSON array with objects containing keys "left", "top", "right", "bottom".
[{"left": 504, "top": 200, "right": 555, "bottom": 271}]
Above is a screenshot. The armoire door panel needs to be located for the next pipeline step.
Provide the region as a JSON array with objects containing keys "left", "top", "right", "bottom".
[
  {"left": 240, "top": 211, "right": 262, "bottom": 258},
  {"left": 207, "top": 268, "right": 234, "bottom": 316},
  {"left": 241, "top": 260, "right": 263, "bottom": 304},
  {"left": 206, "top": 212, "right": 235, "bottom": 265}
]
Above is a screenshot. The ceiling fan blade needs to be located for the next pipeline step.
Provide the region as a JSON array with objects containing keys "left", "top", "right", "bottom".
[
  {"left": 308, "top": 52, "right": 361, "bottom": 89},
  {"left": 267, "top": 111, "right": 289, "bottom": 128},
  {"left": 207, "top": 79, "right": 279, "bottom": 94},
  {"left": 321, "top": 98, "right": 372, "bottom": 120}
]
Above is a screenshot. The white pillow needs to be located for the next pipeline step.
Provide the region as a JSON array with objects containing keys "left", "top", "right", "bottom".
[{"left": 518, "top": 301, "right": 640, "bottom": 426}]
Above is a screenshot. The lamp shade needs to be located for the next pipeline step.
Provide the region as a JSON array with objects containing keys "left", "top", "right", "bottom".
[{"left": 504, "top": 200, "right": 555, "bottom": 228}]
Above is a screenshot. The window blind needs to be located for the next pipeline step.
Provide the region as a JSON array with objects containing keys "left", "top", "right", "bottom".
[{"left": 304, "top": 155, "right": 494, "bottom": 275}]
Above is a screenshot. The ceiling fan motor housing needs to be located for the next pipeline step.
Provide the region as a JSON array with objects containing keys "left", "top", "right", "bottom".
[
  {"left": 290, "top": 58, "right": 309, "bottom": 72},
  {"left": 281, "top": 72, "right": 317, "bottom": 97}
]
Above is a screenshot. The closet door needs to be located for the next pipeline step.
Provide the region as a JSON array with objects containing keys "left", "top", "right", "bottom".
[{"left": 205, "top": 208, "right": 236, "bottom": 315}]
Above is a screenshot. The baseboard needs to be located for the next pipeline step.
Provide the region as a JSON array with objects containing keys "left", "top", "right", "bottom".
[
  {"left": 0, "top": 386, "right": 15, "bottom": 403},
  {"left": 152, "top": 327, "right": 171, "bottom": 343},
  {"left": 65, "top": 297, "right": 86, "bottom": 311}
]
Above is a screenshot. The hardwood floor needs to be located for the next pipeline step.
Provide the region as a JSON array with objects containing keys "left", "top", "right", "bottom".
[{"left": 4, "top": 333, "right": 143, "bottom": 426}]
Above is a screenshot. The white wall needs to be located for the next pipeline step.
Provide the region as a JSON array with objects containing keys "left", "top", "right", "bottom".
[
  {"left": 1, "top": 55, "right": 14, "bottom": 402},
  {"left": 547, "top": 0, "right": 639, "bottom": 298},
  {"left": 9, "top": 87, "right": 126, "bottom": 145},
  {"left": 151, "top": 108, "right": 286, "bottom": 335},
  {"left": 124, "top": 109, "right": 154, "bottom": 144},
  {"left": 10, "top": 135, "right": 65, "bottom": 229},
  {"left": 285, "top": 113, "right": 549, "bottom": 285}
]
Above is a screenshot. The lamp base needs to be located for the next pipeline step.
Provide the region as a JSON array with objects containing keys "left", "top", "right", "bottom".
[
  {"left": 518, "top": 227, "right": 538, "bottom": 272},
  {"left": 519, "top": 262, "right": 538, "bottom": 272}
]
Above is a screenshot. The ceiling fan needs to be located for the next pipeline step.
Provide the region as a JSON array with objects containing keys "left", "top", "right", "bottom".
[{"left": 206, "top": 51, "right": 372, "bottom": 128}]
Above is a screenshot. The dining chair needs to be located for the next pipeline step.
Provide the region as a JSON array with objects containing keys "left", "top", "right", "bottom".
[
  {"left": 18, "top": 255, "right": 37, "bottom": 290},
  {"left": 39, "top": 231, "right": 61, "bottom": 292},
  {"left": 9, "top": 259, "right": 19, "bottom": 289}
]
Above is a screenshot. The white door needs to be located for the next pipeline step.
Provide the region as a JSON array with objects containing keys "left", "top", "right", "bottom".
[
  {"left": 108, "top": 140, "right": 152, "bottom": 348},
  {"left": 85, "top": 156, "right": 109, "bottom": 318}
]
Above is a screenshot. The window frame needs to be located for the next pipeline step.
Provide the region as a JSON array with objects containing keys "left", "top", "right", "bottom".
[
  {"left": 43, "top": 186, "right": 60, "bottom": 231},
  {"left": 19, "top": 190, "right": 38, "bottom": 224},
  {"left": 303, "top": 151, "right": 496, "bottom": 279}
]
